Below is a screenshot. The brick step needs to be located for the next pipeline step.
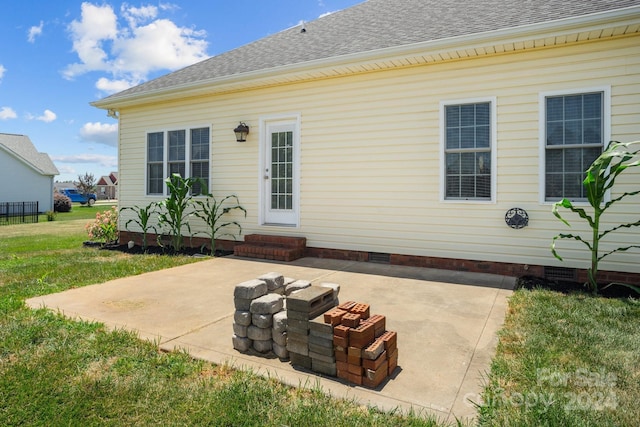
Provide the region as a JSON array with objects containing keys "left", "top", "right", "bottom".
[{"left": 234, "top": 234, "right": 307, "bottom": 262}]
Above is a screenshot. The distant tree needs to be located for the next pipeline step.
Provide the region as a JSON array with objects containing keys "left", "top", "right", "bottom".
[{"left": 76, "top": 172, "right": 96, "bottom": 197}]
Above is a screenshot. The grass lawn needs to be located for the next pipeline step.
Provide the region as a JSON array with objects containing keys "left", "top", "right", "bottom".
[
  {"left": 478, "top": 289, "right": 640, "bottom": 426},
  {"left": 39, "top": 203, "right": 109, "bottom": 223},
  {"left": 0, "top": 219, "right": 442, "bottom": 426}
]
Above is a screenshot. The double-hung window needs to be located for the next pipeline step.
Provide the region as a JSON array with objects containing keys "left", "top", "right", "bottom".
[
  {"left": 442, "top": 99, "right": 495, "bottom": 201},
  {"left": 543, "top": 90, "right": 606, "bottom": 202},
  {"left": 146, "top": 126, "right": 210, "bottom": 195}
]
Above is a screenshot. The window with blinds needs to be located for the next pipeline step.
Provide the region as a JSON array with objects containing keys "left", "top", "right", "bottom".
[
  {"left": 545, "top": 92, "right": 603, "bottom": 201},
  {"left": 444, "top": 101, "right": 492, "bottom": 200},
  {"left": 146, "top": 127, "right": 210, "bottom": 196}
]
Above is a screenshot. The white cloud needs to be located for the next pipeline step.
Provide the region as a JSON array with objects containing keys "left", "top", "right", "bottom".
[
  {"left": 0, "top": 64, "right": 6, "bottom": 82},
  {"left": 26, "top": 109, "right": 57, "bottom": 122},
  {"left": 38, "top": 109, "right": 57, "bottom": 122},
  {"left": 96, "top": 77, "right": 137, "bottom": 94},
  {"left": 28, "top": 21, "right": 44, "bottom": 43},
  {"left": 51, "top": 153, "right": 118, "bottom": 168},
  {"left": 64, "top": 2, "right": 208, "bottom": 94},
  {"left": 0, "top": 107, "right": 17, "bottom": 120},
  {"left": 63, "top": 3, "right": 118, "bottom": 79},
  {"left": 121, "top": 3, "right": 158, "bottom": 27},
  {"left": 79, "top": 122, "right": 118, "bottom": 147}
]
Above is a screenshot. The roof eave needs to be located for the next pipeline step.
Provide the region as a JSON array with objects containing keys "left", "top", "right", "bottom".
[{"left": 91, "top": 5, "right": 640, "bottom": 110}]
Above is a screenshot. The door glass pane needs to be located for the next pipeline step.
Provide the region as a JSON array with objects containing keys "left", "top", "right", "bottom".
[{"left": 270, "top": 131, "right": 294, "bottom": 210}]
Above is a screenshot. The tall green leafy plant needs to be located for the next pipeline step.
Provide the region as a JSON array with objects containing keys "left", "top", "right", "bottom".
[
  {"left": 551, "top": 140, "right": 640, "bottom": 294},
  {"left": 193, "top": 194, "right": 246, "bottom": 255},
  {"left": 157, "top": 174, "right": 204, "bottom": 252},
  {"left": 121, "top": 202, "right": 159, "bottom": 252}
]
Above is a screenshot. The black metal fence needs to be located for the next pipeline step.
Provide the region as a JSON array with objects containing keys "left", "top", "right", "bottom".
[{"left": 0, "top": 201, "right": 40, "bottom": 225}]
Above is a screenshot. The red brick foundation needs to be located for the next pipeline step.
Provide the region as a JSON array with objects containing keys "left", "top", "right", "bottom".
[{"left": 118, "top": 231, "right": 640, "bottom": 285}]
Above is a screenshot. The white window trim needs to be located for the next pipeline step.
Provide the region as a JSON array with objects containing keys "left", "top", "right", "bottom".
[
  {"left": 439, "top": 96, "right": 498, "bottom": 203},
  {"left": 258, "top": 113, "right": 301, "bottom": 227},
  {"left": 538, "top": 86, "right": 611, "bottom": 205},
  {"left": 144, "top": 124, "right": 212, "bottom": 197}
]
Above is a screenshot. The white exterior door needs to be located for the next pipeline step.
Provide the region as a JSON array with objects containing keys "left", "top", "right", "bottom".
[{"left": 262, "top": 118, "right": 299, "bottom": 226}]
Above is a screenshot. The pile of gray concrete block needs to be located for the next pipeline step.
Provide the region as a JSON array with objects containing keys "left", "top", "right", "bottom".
[
  {"left": 286, "top": 284, "right": 340, "bottom": 375},
  {"left": 232, "top": 272, "right": 320, "bottom": 360},
  {"left": 232, "top": 272, "right": 288, "bottom": 358}
]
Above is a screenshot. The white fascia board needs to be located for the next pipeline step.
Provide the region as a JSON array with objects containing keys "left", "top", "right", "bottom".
[{"left": 91, "top": 6, "right": 640, "bottom": 110}]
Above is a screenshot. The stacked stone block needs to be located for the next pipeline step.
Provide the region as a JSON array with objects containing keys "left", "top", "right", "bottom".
[
  {"left": 286, "top": 285, "right": 338, "bottom": 371},
  {"left": 330, "top": 301, "right": 399, "bottom": 388},
  {"left": 232, "top": 273, "right": 288, "bottom": 358},
  {"left": 232, "top": 276, "right": 399, "bottom": 389}
]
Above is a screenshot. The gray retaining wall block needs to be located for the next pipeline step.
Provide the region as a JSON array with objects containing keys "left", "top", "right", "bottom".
[
  {"left": 320, "top": 282, "right": 340, "bottom": 299},
  {"left": 258, "top": 272, "right": 284, "bottom": 291},
  {"left": 250, "top": 293, "right": 284, "bottom": 314},
  {"left": 234, "top": 310, "right": 252, "bottom": 326},
  {"left": 273, "top": 342, "right": 289, "bottom": 360},
  {"left": 253, "top": 339, "right": 273, "bottom": 353},
  {"left": 272, "top": 330, "right": 287, "bottom": 346},
  {"left": 272, "top": 311, "right": 287, "bottom": 333},
  {"left": 285, "top": 280, "right": 311, "bottom": 296},
  {"left": 247, "top": 325, "right": 272, "bottom": 341},
  {"left": 234, "top": 279, "right": 268, "bottom": 300},
  {"left": 232, "top": 323, "right": 248, "bottom": 337},
  {"left": 234, "top": 297, "right": 252, "bottom": 311},
  {"left": 252, "top": 313, "right": 273, "bottom": 328},
  {"left": 232, "top": 335, "right": 252, "bottom": 352}
]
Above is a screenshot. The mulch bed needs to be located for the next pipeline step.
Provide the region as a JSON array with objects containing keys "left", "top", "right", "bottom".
[
  {"left": 516, "top": 275, "right": 639, "bottom": 299},
  {"left": 84, "top": 241, "right": 233, "bottom": 257}
]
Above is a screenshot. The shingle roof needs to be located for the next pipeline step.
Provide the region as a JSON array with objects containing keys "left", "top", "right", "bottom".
[
  {"left": 98, "top": 0, "right": 640, "bottom": 102},
  {"left": 0, "top": 133, "right": 59, "bottom": 176}
]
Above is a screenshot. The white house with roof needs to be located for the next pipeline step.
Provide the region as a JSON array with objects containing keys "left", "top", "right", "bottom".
[
  {"left": 92, "top": 0, "right": 640, "bottom": 283},
  {"left": 0, "top": 133, "right": 59, "bottom": 212}
]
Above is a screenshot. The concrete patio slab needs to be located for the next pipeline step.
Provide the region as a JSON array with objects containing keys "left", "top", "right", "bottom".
[{"left": 26, "top": 256, "right": 514, "bottom": 423}]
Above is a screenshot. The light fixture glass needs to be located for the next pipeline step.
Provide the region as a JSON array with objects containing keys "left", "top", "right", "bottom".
[{"left": 233, "top": 122, "right": 249, "bottom": 142}]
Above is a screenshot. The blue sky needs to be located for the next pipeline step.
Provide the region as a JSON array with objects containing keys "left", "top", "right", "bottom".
[{"left": 0, "top": 0, "right": 362, "bottom": 182}]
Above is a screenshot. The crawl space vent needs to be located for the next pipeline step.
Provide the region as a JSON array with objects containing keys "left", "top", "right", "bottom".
[
  {"left": 544, "top": 266, "right": 577, "bottom": 282},
  {"left": 368, "top": 252, "right": 391, "bottom": 264}
]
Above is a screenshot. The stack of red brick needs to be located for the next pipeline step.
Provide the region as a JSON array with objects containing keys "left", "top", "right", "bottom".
[{"left": 324, "top": 301, "right": 398, "bottom": 388}]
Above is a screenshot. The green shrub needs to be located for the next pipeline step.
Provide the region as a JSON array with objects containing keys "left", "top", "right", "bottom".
[
  {"left": 53, "top": 192, "right": 72, "bottom": 212},
  {"left": 45, "top": 210, "right": 56, "bottom": 221},
  {"left": 85, "top": 206, "right": 119, "bottom": 244}
]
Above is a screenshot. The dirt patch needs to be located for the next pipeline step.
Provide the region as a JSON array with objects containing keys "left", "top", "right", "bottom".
[{"left": 516, "top": 275, "right": 638, "bottom": 299}]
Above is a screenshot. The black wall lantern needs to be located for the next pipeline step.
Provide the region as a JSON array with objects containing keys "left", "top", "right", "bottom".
[{"left": 234, "top": 122, "right": 250, "bottom": 142}]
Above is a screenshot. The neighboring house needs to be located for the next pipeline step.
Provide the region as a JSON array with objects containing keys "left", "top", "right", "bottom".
[
  {"left": 92, "top": 0, "right": 640, "bottom": 282},
  {"left": 0, "top": 133, "right": 59, "bottom": 212},
  {"left": 97, "top": 172, "right": 118, "bottom": 199},
  {"left": 54, "top": 181, "right": 76, "bottom": 193}
]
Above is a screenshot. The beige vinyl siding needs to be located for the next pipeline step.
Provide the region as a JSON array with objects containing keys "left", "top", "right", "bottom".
[{"left": 118, "top": 34, "right": 640, "bottom": 273}]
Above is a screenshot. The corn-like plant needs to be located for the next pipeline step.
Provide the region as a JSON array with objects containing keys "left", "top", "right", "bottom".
[
  {"left": 551, "top": 140, "right": 640, "bottom": 294},
  {"left": 157, "top": 174, "right": 204, "bottom": 252},
  {"left": 121, "top": 202, "right": 159, "bottom": 252},
  {"left": 193, "top": 194, "right": 246, "bottom": 255}
]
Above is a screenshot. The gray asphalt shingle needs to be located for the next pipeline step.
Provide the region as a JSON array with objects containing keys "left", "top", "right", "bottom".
[
  {"left": 0, "top": 133, "right": 59, "bottom": 176},
  {"left": 100, "top": 0, "right": 640, "bottom": 100}
]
